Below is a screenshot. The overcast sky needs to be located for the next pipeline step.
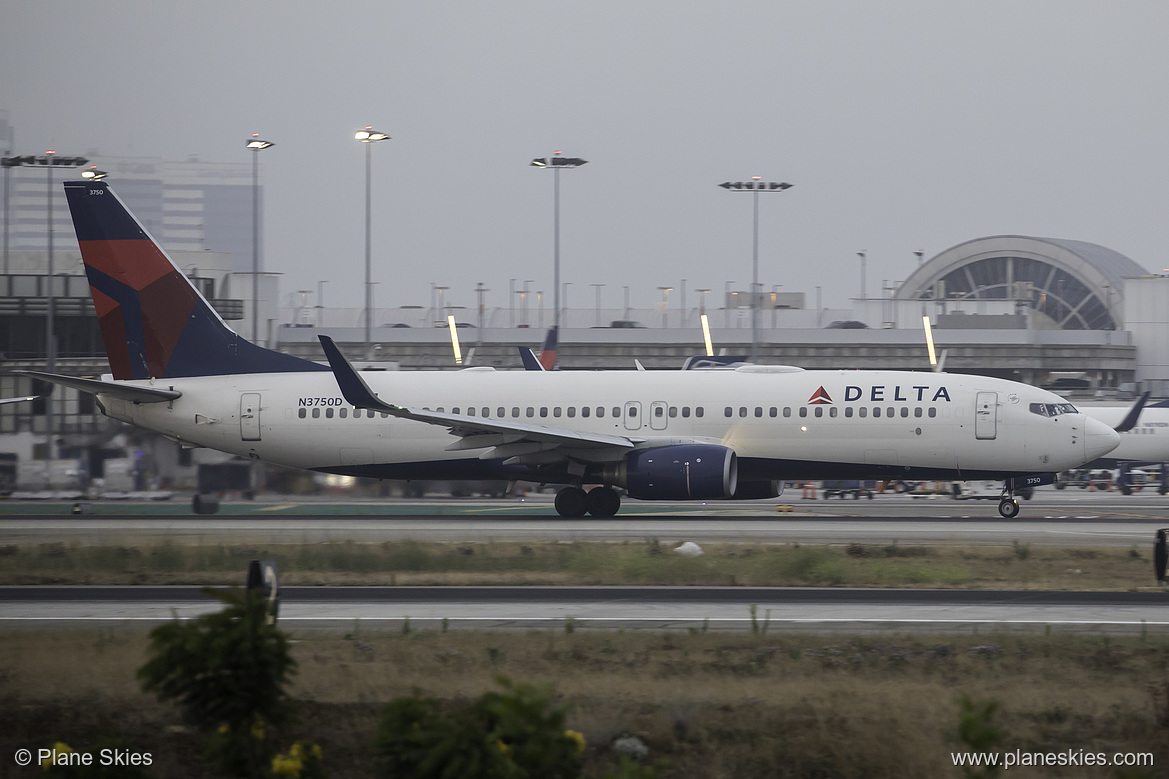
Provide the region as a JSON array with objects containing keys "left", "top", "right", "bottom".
[{"left": 3, "top": 1, "right": 1168, "bottom": 314}]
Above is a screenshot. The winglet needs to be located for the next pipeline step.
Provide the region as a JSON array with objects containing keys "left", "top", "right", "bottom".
[
  {"left": 1113, "top": 390, "right": 1150, "bottom": 433},
  {"left": 519, "top": 347, "right": 545, "bottom": 371},
  {"left": 317, "top": 335, "right": 398, "bottom": 413}
]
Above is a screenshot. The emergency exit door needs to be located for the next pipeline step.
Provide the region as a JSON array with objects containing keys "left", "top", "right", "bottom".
[
  {"left": 241, "top": 393, "right": 262, "bottom": 441},
  {"left": 974, "top": 391, "right": 997, "bottom": 440}
]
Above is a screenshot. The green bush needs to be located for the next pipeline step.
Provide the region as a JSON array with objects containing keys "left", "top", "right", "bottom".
[
  {"left": 374, "top": 676, "right": 582, "bottom": 779},
  {"left": 138, "top": 588, "right": 297, "bottom": 778}
]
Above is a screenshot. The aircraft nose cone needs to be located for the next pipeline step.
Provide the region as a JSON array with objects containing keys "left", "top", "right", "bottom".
[{"left": 1084, "top": 416, "right": 1120, "bottom": 461}]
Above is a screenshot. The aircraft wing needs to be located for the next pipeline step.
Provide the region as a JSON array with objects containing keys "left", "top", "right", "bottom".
[
  {"left": 318, "top": 336, "right": 640, "bottom": 464},
  {"left": 16, "top": 370, "right": 181, "bottom": 404}
]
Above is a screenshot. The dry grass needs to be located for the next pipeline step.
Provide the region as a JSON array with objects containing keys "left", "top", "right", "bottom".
[
  {"left": 0, "top": 539, "right": 1156, "bottom": 590},
  {"left": 1, "top": 627, "right": 1166, "bottom": 777}
]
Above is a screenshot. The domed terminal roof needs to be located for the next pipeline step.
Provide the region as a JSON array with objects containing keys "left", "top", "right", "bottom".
[{"left": 895, "top": 235, "right": 1147, "bottom": 330}]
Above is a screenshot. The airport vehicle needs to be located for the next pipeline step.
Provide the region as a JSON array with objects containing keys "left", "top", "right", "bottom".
[{"left": 25, "top": 181, "right": 1120, "bottom": 518}]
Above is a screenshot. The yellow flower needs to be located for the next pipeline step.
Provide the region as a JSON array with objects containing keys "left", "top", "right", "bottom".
[
  {"left": 565, "top": 729, "right": 586, "bottom": 754},
  {"left": 218, "top": 724, "right": 229, "bottom": 735},
  {"left": 497, "top": 740, "right": 512, "bottom": 756},
  {"left": 41, "top": 743, "right": 73, "bottom": 766},
  {"left": 290, "top": 742, "right": 303, "bottom": 759},
  {"left": 251, "top": 720, "right": 266, "bottom": 740},
  {"left": 271, "top": 753, "right": 303, "bottom": 777}
]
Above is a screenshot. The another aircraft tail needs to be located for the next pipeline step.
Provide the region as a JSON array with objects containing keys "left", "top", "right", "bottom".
[
  {"left": 64, "top": 181, "right": 327, "bottom": 379},
  {"left": 537, "top": 325, "right": 559, "bottom": 370}
]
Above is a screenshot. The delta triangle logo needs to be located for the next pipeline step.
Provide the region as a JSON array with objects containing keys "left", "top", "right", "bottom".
[{"left": 808, "top": 386, "right": 833, "bottom": 405}]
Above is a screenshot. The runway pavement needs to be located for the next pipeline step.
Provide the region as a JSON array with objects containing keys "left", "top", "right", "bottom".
[
  {"left": 1, "top": 488, "right": 1168, "bottom": 546},
  {"left": 2, "top": 585, "right": 1167, "bottom": 634}
]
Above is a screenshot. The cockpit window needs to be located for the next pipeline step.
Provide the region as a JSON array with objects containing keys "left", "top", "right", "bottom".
[{"left": 1029, "top": 402, "right": 1078, "bottom": 417}]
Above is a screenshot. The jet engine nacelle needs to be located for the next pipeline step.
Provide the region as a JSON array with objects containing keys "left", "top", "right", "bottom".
[{"left": 604, "top": 444, "right": 738, "bottom": 500}]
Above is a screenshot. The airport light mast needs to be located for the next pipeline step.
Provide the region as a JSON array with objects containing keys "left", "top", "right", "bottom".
[
  {"left": 718, "top": 177, "right": 792, "bottom": 361},
  {"left": 1, "top": 151, "right": 88, "bottom": 461},
  {"left": 246, "top": 135, "right": 274, "bottom": 346},
  {"left": 355, "top": 127, "right": 390, "bottom": 357},
  {"left": 531, "top": 152, "right": 588, "bottom": 332}
]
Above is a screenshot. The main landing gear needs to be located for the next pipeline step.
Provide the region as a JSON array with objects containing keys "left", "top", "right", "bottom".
[
  {"left": 998, "top": 486, "right": 1020, "bottom": 519},
  {"left": 554, "top": 486, "right": 622, "bottom": 518}
]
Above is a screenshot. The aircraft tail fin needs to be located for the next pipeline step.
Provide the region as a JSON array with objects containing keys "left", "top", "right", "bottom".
[
  {"left": 64, "top": 181, "right": 327, "bottom": 379},
  {"left": 537, "top": 325, "right": 559, "bottom": 370}
]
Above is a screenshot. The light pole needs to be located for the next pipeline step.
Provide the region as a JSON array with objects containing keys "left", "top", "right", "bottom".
[
  {"left": 530, "top": 152, "right": 587, "bottom": 332},
  {"left": 475, "top": 282, "right": 488, "bottom": 338},
  {"left": 591, "top": 283, "right": 605, "bottom": 327},
  {"left": 695, "top": 288, "right": 711, "bottom": 318},
  {"left": 857, "top": 250, "right": 867, "bottom": 300},
  {"left": 355, "top": 126, "right": 390, "bottom": 356},
  {"left": 2, "top": 151, "right": 87, "bottom": 462},
  {"left": 719, "top": 178, "right": 792, "bottom": 360},
  {"left": 561, "top": 281, "right": 571, "bottom": 328},
  {"left": 246, "top": 135, "right": 274, "bottom": 346},
  {"left": 658, "top": 286, "right": 673, "bottom": 328}
]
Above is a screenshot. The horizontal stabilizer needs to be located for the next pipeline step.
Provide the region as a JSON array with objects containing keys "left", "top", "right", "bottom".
[{"left": 17, "top": 370, "right": 181, "bottom": 404}]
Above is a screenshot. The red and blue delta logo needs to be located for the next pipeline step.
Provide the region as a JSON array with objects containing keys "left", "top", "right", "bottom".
[{"left": 808, "top": 386, "right": 833, "bottom": 405}]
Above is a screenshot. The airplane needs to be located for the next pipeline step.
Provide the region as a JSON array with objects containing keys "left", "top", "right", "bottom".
[{"left": 21, "top": 180, "right": 1120, "bottom": 519}]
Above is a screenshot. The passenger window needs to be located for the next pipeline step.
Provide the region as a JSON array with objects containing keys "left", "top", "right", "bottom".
[
  {"left": 696, "top": 407, "right": 704, "bottom": 418},
  {"left": 612, "top": 407, "right": 620, "bottom": 417},
  {"left": 655, "top": 407, "right": 664, "bottom": 418},
  {"left": 814, "top": 407, "right": 823, "bottom": 418},
  {"left": 340, "top": 408, "right": 348, "bottom": 418},
  {"left": 887, "top": 407, "right": 894, "bottom": 418},
  {"left": 900, "top": 407, "right": 909, "bottom": 418},
  {"left": 739, "top": 407, "right": 748, "bottom": 418},
  {"left": 845, "top": 407, "right": 853, "bottom": 418},
  {"left": 298, "top": 408, "right": 306, "bottom": 419},
  {"left": 597, "top": 407, "right": 606, "bottom": 418},
  {"left": 582, "top": 407, "right": 591, "bottom": 418},
  {"left": 554, "top": 407, "right": 562, "bottom": 418},
  {"left": 497, "top": 407, "right": 504, "bottom": 417},
  {"left": 769, "top": 407, "right": 777, "bottom": 418},
  {"left": 725, "top": 407, "right": 733, "bottom": 418},
  {"left": 754, "top": 407, "right": 763, "bottom": 418},
  {"left": 829, "top": 407, "right": 838, "bottom": 418},
  {"left": 567, "top": 407, "right": 576, "bottom": 418},
  {"left": 682, "top": 407, "right": 690, "bottom": 418},
  {"left": 928, "top": 408, "right": 937, "bottom": 418},
  {"left": 540, "top": 407, "right": 548, "bottom": 418},
  {"left": 326, "top": 408, "right": 334, "bottom": 419},
  {"left": 914, "top": 408, "right": 922, "bottom": 418},
  {"left": 511, "top": 407, "right": 520, "bottom": 418},
  {"left": 380, "top": 412, "right": 389, "bottom": 418},
  {"left": 312, "top": 408, "right": 321, "bottom": 419},
  {"left": 799, "top": 407, "right": 808, "bottom": 418},
  {"left": 481, "top": 407, "right": 489, "bottom": 417},
  {"left": 859, "top": 408, "right": 867, "bottom": 418},
  {"left": 437, "top": 407, "right": 444, "bottom": 413},
  {"left": 527, "top": 407, "right": 535, "bottom": 418},
  {"left": 783, "top": 407, "right": 792, "bottom": 418},
  {"left": 629, "top": 407, "right": 638, "bottom": 418},
  {"left": 874, "top": 407, "right": 881, "bottom": 418},
  {"left": 669, "top": 407, "right": 678, "bottom": 418}
]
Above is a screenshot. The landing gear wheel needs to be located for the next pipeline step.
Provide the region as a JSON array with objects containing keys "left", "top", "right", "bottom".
[
  {"left": 554, "top": 487, "right": 589, "bottom": 518},
  {"left": 586, "top": 486, "right": 621, "bottom": 517},
  {"left": 998, "top": 498, "right": 1020, "bottom": 519}
]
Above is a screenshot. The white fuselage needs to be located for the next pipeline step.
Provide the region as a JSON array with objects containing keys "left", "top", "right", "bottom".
[{"left": 94, "top": 367, "right": 1117, "bottom": 482}]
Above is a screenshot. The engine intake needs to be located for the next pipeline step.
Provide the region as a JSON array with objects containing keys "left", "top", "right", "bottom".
[{"left": 603, "top": 444, "right": 738, "bottom": 500}]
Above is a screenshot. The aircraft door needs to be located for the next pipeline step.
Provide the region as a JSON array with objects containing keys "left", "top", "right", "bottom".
[
  {"left": 240, "top": 393, "right": 261, "bottom": 442},
  {"left": 974, "top": 391, "right": 997, "bottom": 440},
  {"left": 650, "top": 401, "right": 669, "bottom": 431},
  {"left": 624, "top": 401, "right": 642, "bottom": 431}
]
